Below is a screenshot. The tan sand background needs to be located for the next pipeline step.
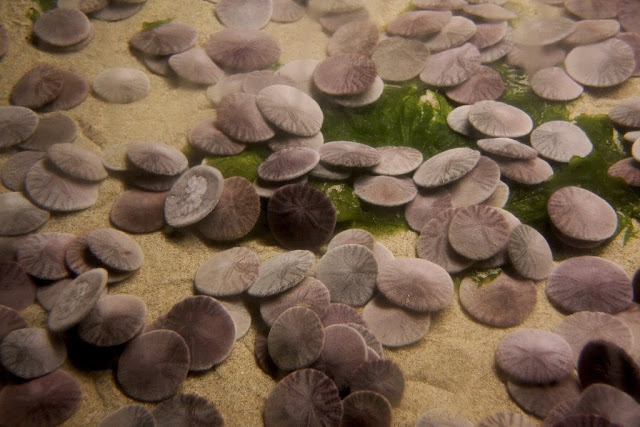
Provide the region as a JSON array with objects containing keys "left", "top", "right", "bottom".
[{"left": 1, "top": 0, "right": 639, "bottom": 425}]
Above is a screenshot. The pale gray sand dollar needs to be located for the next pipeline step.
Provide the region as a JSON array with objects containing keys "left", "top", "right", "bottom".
[
  {"left": 271, "top": 0, "right": 305, "bottom": 23},
  {"left": 206, "top": 74, "right": 245, "bottom": 106},
  {"left": 48, "top": 268, "right": 108, "bottom": 333},
  {"left": 241, "top": 70, "right": 294, "bottom": 95},
  {"left": 216, "top": 92, "right": 275, "bottom": 143},
  {"left": 248, "top": 250, "right": 314, "bottom": 297},
  {"left": 507, "top": 44, "right": 566, "bottom": 72},
  {"left": 353, "top": 175, "right": 418, "bottom": 207},
  {"left": 77, "top": 294, "right": 147, "bottom": 347},
  {"left": 316, "top": 244, "right": 377, "bottom": 306},
  {"left": 423, "top": 16, "right": 477, "bottom": 52},
  {"left": 495, "top": 328, "right": 573, "bottom": 384},
  {"left": 268, "top": 132, "right": 324, "bottom": 152},
  {"left": 220, "top": 299, "right": 251, "bottom": 340},
  {"left": 216, "top": 0, "right": 273, "bottom": 30},
  {"left": 204, "top": 29, "right": 281, "bottom": 72},
  {"left": 86, "top": 228, "right": 144, "bottom": 272},
  {"left": 0, "top": 192, "right": 49, "bottom": 236},
  {"left": 256, "top": 85, "right": 323, "bottom": 137},
  {"left": 386, "top": 10, "right": 452, "bottom": 39},
  {"left": 0, "top": 106, "right": 39, "bottom": 149},
  {"left": 514, "top": 16, "right": 576, "bottom": 47},
  {"left": 530, "top": 120, "right": 592, "bottom": 163},
  {"left": 462, "top": 3, "right": 517, "bottom": 20},
  {"left": 164, "top": 165, "right": 224, "bottom": 228},
  {"left": 168, "top": 47, "right": 225, "bottom": 85},
  {"left": 416, "top": 208, "right": 475, "bottom": 273},
  {"left": 477, "top": 137, "right": 537, "bottom": 160},
  {"left": 328, "top": 228, "right": 374, "bottom": 251},
  {"left": 46, "top": 143, "right": 108, "bottom": 182},
  {"left": 377, "top": 257, "right": 453, "bottom": 312},
  {"left": 126, "top": 142, "right": 188, "bottom": 176},
  {"left": 507, "top": 224, "right": 553, "bottom": 280},
  {"left": 445, "top": 65, "right": 505, "bottom": 104},
  {"left": 609, "top": 97, "right": 640, "bottom": 128},
  {"left": 413, "top": 147, "right": 480, "bottom": 188},
  {"left": 459, "top": 273, "right": 537, "bottom": 328},
  {"left": 555, "top": 311, "right": 633, "bottom": 365},
  {"left": 547, "top": 186, "right": 617, "bottom": 243},
  {"left": 507, "top": 376, "right": 581, "bottom": 419},
  {"left": 446, "top": 105, "right": 474, "bottom": 136},
  {"left": 563, "top": 19, "right": 620, "bottom": 45},
  {"left": 479, "top": 28, "right": 514, "bottom": 63},
  {"left": 327, "top": 20, "right": 379, "bottom": 57},
  {"left": 469, "top": 20, "right": 508, "bottom": 50},
  {"left": 33, "top": 8, "right": 92, "bottom": 47},
  {"left": 197, "top": 176, "right": 260, "bottom": 241},
  {"left": 363, "top": 296, "right": 431, "bottom": 348},
  {"left": 319, "top": 140, "right": 381, "bottom": 168},
  {"left": 564, "top": 0, "right": 618, "bottom": 20},
  {"left": 92, "top": 68, "right": 150, "bottom": 103},
  {"left": 448, "top": 155, "right": 500, "bottom": 206},
  {"left": 565, "top": 39, "right": 636, "bottom": 87},
  {"left": 313, "top": 53, "right": 377, "bottom": 95},
  {"left": 468, "top": 100, "right": 533, "bottom": 138},
  {"left": 1, "top": 151, "right": 46, "bottom": 191},
  {"left": 188, "top": 118, "right": 245, "bottom": 156},
  {"left": 260, "top": 276, "right": 330, "bottom": 327},
  {"left": 473, "top": 209, "right": 520, "bottom": 269},
  {"left": 530, "top": 67, "right": 583, "bottom": 102},
  {"left": 276, "top": 59, "right": 320, "bottom": 95},
  {"left": 494, "top": 156, "right": 553, "bottom": 185},
  {"left": 482, "top": 180, "right": 509, "bottom": 208},
  {"left": 10, "top": 64, "right": 64, "bottom": 109},
  {"left": 419, "top": 43, "right": 481, "bottom": 87},
  {"left": 194, "top": 247, "right": 259, "bottom": 297},
  {"left": 129, "top": 22, "right": 197, "bottom": 56},
  {"left": 330, "top": 75, "right": 384, "bottom": 107},
  {"left": 608, "top": 157, "right": 640, "bottom": 187},
  {"left": 20, "top": 113, "right": 78, "bottom": 152},
  {"left": 0, "top": 327, "right": 66, "bottom": 379},
  {"left": 448, "top": 204, "right": 510, "bottom": 260},
  {"left": 371, "top": 37, "right": 431, "bottom": 82},
  {"left": 404, "top": 188, "right": 452, "bottom": 232},
  {"left": 318, "top": 8, "right": 370, "bottom": 33},
  {"left": 17, "top": 232, "right": 74, "bottom": 280},
  {"left": 267, "top": 306, "right": 324, "bottom": 371},
  {"left": 546, "top": 256, "right": 632, "bottom": 314}
]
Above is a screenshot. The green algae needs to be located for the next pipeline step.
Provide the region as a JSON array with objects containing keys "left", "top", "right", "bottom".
[
  {"left": 204, "top": 148, "right": 269, "bottom": 182},
  {"left": 28, "top": 0, "right": 56, "bottom": 22},
  {"left": 142, "top": 18, "right": 174, "bottom": 31}
]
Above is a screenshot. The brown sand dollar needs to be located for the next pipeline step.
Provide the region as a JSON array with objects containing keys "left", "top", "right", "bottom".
[
  {"left": 86, "top": 228, "right": 144, "bottom": 272},
  {"left": 267, "top": 306, "right": 325, "bottom": 371},
  {"left": 116, "top": 330, "right": 190, "bottom": 402}
]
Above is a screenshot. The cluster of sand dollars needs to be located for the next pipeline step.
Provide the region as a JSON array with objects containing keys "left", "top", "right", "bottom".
[{"left": 609, "top": 97, "right": 640, "bottom": 187}]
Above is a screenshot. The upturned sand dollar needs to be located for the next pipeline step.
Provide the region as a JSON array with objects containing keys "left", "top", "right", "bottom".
[
  {"left": 86, "top": 228, "right": 144, "bottom": 272},
  {"left": 92, "top": 68, "right": 150, "bottom": 104},
  {"left": 48, "top": 268, "right": 108, "bottom": 333},
  {"left": 164, "top": 165, "right": 224, "bottom": 228},
  {"left": 530, "top": 121, "right": 592, "bottom": 163},
  {"left": 194, "top": 247, "right": 260, "bottom": 297}
]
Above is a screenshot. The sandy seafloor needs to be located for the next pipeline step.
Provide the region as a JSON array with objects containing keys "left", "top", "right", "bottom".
[{"left": 1, "top": 0, "right": 640, "bottom": 425}]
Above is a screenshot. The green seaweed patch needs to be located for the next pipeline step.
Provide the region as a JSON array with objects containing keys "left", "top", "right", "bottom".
[
  {"left": 505, "top": 114, "right": 640, "bottom": 246},
  {"left": 28, "top": 8, "right": 41, "bottom": 22},
  {"left": 181, "top": 144, "right": 203, "bottom": 166},
  {"left": 321, "top": 82, "right": 472, "bottom": 158},
  {"left": 310, "top": 181, "right": 407, "bottom": 234},
  {"left": 494, "top": 63, "right": 570, "bottom": 126},
  {"left": 142, "top": 18, "right": 174, "bottom": 31},
  {"left": 204, "top": 148, "right": 269, "bottom": 182}
]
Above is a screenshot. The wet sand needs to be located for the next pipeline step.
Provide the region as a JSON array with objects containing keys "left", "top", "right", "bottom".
[{"left": 1, "top": 0, "right": 639, "bottom": 425}]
